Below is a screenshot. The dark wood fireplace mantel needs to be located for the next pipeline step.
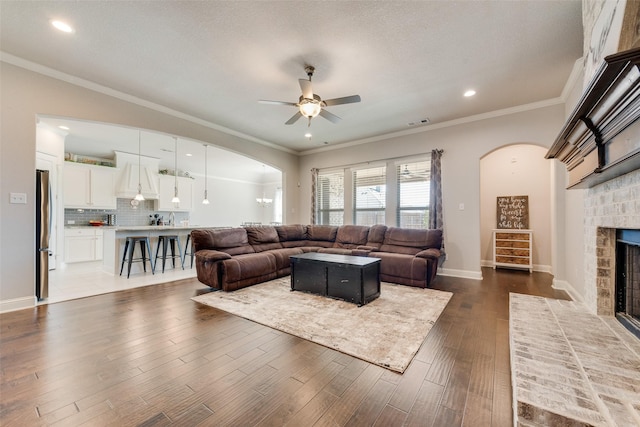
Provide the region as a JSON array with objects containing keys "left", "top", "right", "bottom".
[{"left": 546, "top": 48, "right": 640, "bottom": 189}]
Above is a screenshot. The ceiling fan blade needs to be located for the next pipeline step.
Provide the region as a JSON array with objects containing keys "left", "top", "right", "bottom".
[
  {"left": 258, "top": 100, "right": 297, "bottom": 106},
  {"left": 299, "top": 79, "right": 313, "bottom": 99},
  {"left": 285, "top": 111, "right": 303, "bottom": 125},
  {"left": 319, "top": 109, "right": 341, "bottom": 124},
  {"left": 323, "top": 95, "right": 361, "bottom": 107}
]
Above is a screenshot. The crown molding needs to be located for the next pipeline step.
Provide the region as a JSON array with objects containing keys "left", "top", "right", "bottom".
[{"left": 300, "top": 97, "right": 564, "bottom": 156}]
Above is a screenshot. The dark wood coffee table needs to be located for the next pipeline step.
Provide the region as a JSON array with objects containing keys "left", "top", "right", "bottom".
[{"left": 290, "top": 252, "right": 381, "bottom": 306}]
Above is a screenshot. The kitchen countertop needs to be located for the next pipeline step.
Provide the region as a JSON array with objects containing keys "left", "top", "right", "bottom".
[{"left": 65, "top": 225, "right": 210, "bottom": 231}]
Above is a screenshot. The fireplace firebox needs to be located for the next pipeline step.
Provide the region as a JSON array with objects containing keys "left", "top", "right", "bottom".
[{"left": 615, "top": 229, "right": 640, "bottom": 338}]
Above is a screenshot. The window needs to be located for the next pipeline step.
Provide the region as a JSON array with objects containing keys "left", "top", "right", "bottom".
[
  {"left": 316, "top": 170, "right": 344, "bottom": 225},
  {"left": 397, "top": 160, "right": 430, "bottom": 229},
  {"left": 353, "top": 166, "right": 386, "bottom": 225}
]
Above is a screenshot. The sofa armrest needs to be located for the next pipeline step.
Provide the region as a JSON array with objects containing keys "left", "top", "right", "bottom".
[
  {"left": 195, "top": 249, "right": 232, "bottom": 262},
  {"left": 415, "top": 248, "right": 441, "bottom": 260}
]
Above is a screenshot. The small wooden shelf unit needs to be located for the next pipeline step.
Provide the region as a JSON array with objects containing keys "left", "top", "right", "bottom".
[{"left": 493, "top": 229, "right": 532, "bottom": 273}]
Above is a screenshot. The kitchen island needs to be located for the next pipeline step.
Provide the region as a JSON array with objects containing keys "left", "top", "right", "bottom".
[{"left": 102, "top": 225, "right": 221, "bottom": 276}]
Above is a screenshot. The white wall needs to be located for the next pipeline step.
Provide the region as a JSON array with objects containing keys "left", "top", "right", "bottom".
[
  {"left": 479, "top": 144, "right": 552, "bottom": 271},
  {"left": 0, "top": 62, "right": 300, "bottom": 312},
  {"left": 299, "top": 104, "right": 566, "bottom": 279},
  {"left": 188, "top": 175, "right": 277, "bottom": 227},
  {"left": 551, "top": 58, "right": 586, "bottom": 301}
]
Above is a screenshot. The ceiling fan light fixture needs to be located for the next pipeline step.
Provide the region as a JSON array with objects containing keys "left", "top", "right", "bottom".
[{"left": 299, "top": 98, "right": 322, "bottom": 118}]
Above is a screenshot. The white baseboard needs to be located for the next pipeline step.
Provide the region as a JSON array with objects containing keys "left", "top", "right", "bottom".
[
  {"left": 481, "top": 260, "right": 551, "bottom": 274},
  {"left": 533, "top": 264, "right": 552, "bottom": 274},
  {"left": 552, "top": 279, "right": 583, "bottom": 303},
  {"left": 0, "top": 296, "right": 36, "bottom": 313},
  {"left": 438, "top": 268, "right": 483, "bottom": 280}
]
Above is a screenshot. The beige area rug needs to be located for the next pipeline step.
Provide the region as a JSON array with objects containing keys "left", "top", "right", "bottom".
[{"left": 192, "top": 277, "right": 452, "bottom": 373}]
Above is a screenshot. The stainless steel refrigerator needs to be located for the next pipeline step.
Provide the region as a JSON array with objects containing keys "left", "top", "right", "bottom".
[{"left": 36, "top": 169, "right": 51, "bottom": 300}]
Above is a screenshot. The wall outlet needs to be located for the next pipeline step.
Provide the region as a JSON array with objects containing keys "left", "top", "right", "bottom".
[{"left": 9, "top": 192, "right": 27, "bottom": 204}]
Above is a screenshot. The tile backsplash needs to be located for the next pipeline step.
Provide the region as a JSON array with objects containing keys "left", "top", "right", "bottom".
[{"left": 65, "top": 198, "right": 189, "bottom": 226}]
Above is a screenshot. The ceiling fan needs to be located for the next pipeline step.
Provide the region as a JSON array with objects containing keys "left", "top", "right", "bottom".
[{"left": 259, "top": 65, "right": 361, "bottom": 126}]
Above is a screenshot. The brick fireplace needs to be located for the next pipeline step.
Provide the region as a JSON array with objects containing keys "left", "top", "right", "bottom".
[{"left": 585, "top": 168, "right": 640, "bottom": 315}]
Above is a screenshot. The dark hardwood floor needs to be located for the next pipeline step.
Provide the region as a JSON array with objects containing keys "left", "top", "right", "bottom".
[{"left": 0, "top": 268, "right": 569, "bottom": 426}]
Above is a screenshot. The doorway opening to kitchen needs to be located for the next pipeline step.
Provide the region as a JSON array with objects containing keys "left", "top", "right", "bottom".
[{"left": 36, "top": 117, "right": 283, "bottom": 303}]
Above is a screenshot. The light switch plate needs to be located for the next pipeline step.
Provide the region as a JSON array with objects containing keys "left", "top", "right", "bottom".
[{"left": 10, "top": 193, "right": 27, "bottom": 204}]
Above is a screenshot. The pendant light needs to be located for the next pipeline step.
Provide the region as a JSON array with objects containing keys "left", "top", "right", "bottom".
[
  {"left": 134, "top": 131, "right": 145, "bottom": 201},
  {"left": 202, "top": 144, "right": 210, "bottom": 205},
  {"left": 171, "top": 136, "right": 180, "bottom": 204}
]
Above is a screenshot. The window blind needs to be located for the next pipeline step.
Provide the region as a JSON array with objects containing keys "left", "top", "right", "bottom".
[
  {"left": 353, "top": 166, "right": 386, "bottom": 225},
  {"left": 397, "top": 160, "right": 430, "bottom": 229},
  {"left": 316, "top": 171, "right": 344, "bottom": 225}
]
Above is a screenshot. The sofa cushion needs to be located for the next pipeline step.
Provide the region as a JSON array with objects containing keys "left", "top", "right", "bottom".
[
  {"left": 191, "top": 229, "right": 216, "bottom": 253},
  {"left": 219, "top": 253, "right": 278, "bottom": 291},
  {"left": 266, "top": 247, "right": 304, "bottom": 271},
  {"left": 379, "top": 227, "right": 442, "bottom": 255},
  {"left": 205, "top": 227, "right": 255, "bottom": 256},
  {"left": 370, "top": 251, "right": 428, "bottom": 285},
  {"left": 365, "top": 224, "right": 387, "bottom": 249},
  {"left": 245, "top": 226, "right": 283, "bottom": 252},
  {"left": 307, "top": 225, "right": 338, "bottom": 242},
  {"left": 333, "top": 225, "right": 369, "bottom": 249},
  {"left": 220, "top": 252, "right": 276, "bottom": 283},
  {"left": 275, "top": 224, "right": 307, "bottom": 241}
]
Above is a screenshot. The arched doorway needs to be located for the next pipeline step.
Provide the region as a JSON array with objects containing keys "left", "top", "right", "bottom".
[{"left": 479, "top": 144, "right": 552, "bottom": 272}]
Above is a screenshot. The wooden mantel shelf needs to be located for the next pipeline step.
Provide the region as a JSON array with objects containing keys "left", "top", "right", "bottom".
[{"left": 546, "top": 47, "right": 640, "bottom": 189}]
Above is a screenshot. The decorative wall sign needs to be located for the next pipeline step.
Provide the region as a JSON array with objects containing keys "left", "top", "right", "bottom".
[{"left": 497, "top": 195, "right": 529, "bottom": 229}]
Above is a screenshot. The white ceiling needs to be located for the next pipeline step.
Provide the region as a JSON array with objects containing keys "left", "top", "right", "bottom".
[{"left": 1, "top": 1, "right": 583, "bottom": 154}]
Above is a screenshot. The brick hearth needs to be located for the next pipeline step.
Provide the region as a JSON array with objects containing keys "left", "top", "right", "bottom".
[{"left": 510, "top": 294, "right": 640, "bottom": 426}]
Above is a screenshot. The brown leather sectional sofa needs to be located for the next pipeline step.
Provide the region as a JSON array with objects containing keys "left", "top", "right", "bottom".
[{"left": 191, "top": 224, "right": 444, "bottom": 292}]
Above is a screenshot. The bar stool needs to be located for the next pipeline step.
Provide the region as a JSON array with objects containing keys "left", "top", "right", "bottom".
[
  {"left": 120, "top": 236, "right": 154, "bottom": 278},
  {"left": 182, "top": 233, "right": 195, "bottom": 269},
  {"left": 155, "top": 235, "right": 184, "bottom": 273}
]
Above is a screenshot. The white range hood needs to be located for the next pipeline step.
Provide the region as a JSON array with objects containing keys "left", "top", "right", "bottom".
[{"left": 114, "top": 151, "right": 160, "bottom": 199}]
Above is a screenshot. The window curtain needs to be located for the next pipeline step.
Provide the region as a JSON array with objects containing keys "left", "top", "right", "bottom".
[
  {"left": 429, "top": 149, "right": 444, "bottom": 230},
  {"left": 310, "top": 168, "right": 319, "bottom": 224}
]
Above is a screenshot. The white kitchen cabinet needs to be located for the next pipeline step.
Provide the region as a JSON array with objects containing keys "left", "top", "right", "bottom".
[
  {"left": 157, "top": 175, "right": 194, "bottom": 212},
  {"left": 64, "top": 228, "right": 104, "bottom": 263},
  {"left": 63, "top": 163, "right": 117, "bottom": 209}
]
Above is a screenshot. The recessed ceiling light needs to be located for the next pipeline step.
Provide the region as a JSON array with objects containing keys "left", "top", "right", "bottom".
[
  {"left": 51, "top": 20, "right": 74, "bottom": 33},
  {"left": 464, "top": 90, "right": 476, "bottom": 97},
  {"left": 58, "top": 125, "right": 69, "bottom": 130},
  {"left": 304, "top": 133, "right": 312, "bottom": 138},
  {"left": 185, "top": 153, "right": 193, "bottom": 157}
]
